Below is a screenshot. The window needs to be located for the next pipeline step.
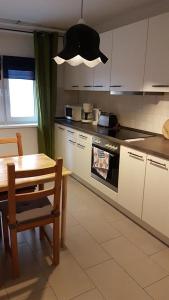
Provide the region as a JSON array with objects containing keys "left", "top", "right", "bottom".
[{"left": 0, "top": 55, "right": 37, "bottom": 125}]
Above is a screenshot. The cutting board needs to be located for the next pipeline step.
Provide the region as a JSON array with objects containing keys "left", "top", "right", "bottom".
[{"left": 162, "top": 119, "right": 169, "bottom": 139}]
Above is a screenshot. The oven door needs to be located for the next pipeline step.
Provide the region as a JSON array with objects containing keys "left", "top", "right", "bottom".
[{"left": 91, "top": 144, "right": 119, "bottom": 192}]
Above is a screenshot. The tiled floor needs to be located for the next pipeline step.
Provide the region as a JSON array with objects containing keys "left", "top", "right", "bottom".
[{"left": 0, "top": 176, "right": 169, "bottom": 299}]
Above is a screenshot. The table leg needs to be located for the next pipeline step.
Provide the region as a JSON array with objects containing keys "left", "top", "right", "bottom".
[{"left": 61, "top": 176, "right": 67, "bottom": 248}]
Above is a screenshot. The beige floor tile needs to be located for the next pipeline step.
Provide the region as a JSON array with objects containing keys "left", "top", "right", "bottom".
[
  {"left": 72, "top": 289, "right": 104, "bottom": 300},
  {"left": 66, "top": 213, "right": 79, "bottom": 227},
  {"left": 124, "top": 256, "right": 168, "bottom": 288},
  {"left": 48, "top": 250, "right": 94, "bottom": 300},
  {"left": 145, "top": 276, "right": 169, "bottom": 300},
  {"left": 7, "top": 286, "right": 57, "bottom": 300},
  {"left": 102, "top": 236, "right": 146, "bottom": 265},
  {"left": 113, "top": 218, "right": 166, "bottom": 255},
  {"left": 66, "top": 224, "right": 110, "bottom": 268},
  {"left": 87, "top": 260, "right": 151, "bottom": 300},
  {"left": 151, "top": 248, "right": 169, "bottom": 273}
]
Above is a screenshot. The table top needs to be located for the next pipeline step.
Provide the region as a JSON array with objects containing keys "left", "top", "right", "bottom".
[{"left": 0, "top": 153, "right": 71, "bottom": 192}]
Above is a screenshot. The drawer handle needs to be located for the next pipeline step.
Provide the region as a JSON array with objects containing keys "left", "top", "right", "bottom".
[
  {"left": 93, "top": 85, "right": 103, "bottom": 87},
  {"left": 79, "top": 134, "right": 87, "bottom": 140},
  {"left": 67, "top": 130, "right": 74, "bottom": 134},
  {"left": 58, "top": 126, "right": 65, "bottom": 131},
  {"left": 68, "top": 139, "right": 76, "bottom": 144},
  {"left": 83, "top": 85, "right": 92, "bottom": 87},
  {"left": 110, "top": 85, "right": 122, "bottom": 88},
  {"left": 128, "top": 151, "right": 143, "bottom": 159},
  {"left": 152, "top": 85, "right": 169, "bottom": 88},
  {"left": 77, "top": 143, "right": 85, "bottom": 149},
  {"left": 72, "top": 85, "right": 79, "bottom": 87},
  {"left": 148, "top": 158, "right": 166, "bottom": 168}
]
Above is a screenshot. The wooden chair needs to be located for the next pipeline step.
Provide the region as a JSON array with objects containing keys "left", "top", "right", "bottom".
[
  {"left": 0, "top": 133, "right": 34, "bottom": 247},
  {"left": 3, "top": 158, "right": 63, "bottom": 277}
]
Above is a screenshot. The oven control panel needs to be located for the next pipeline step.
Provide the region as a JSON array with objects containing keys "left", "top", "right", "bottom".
[{"left": 92, "top": 136, "right": 120, "bottom": 153}]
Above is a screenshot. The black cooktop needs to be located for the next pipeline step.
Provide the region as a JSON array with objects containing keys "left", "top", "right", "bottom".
[{"left": 96, "top": 127, "right": 154, "bottom": 140}]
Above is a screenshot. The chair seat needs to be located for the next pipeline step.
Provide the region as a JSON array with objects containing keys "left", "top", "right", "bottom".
[{"left": 16, "top": 197, "right": 54, "bottom": 224}]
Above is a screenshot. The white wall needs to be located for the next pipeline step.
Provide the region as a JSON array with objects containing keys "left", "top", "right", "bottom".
[
  {"left": 78, "top": 91, "right": 169, "bottom": 134},
  {"left": 0, "top": 126, "right": 38, "bottom": 155}
]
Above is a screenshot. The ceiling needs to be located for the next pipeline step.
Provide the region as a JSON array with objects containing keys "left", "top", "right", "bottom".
[{"left": 0, "top": 0, "right": 168, "bottom": 31}]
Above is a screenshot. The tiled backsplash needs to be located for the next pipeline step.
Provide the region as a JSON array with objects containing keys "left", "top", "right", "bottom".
[{"left": 78, "top": 91, "right": 169, "bottom": 134}]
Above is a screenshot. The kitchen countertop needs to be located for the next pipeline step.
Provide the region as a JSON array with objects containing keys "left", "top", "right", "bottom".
[{"left": 55, "top": 118, "right": 169, "bottom": 160}]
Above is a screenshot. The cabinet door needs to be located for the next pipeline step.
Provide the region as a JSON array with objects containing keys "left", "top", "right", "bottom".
[
  {"left": 65, "top": 128, "right": 77, "bottom": 171},
  {"left": 78, "top": 65, "right": 94, "bottom": 91},
  {"left": 64, "top": 64, "right": 80, "bottom": 90},
  {"left": 75, "top": 131, "right": 92, "bottom": 181},
  {"left": 118, "top": 146, "right": 147, "bottom": 218},
  {"left": 143, "top": 13, "right": 169, "bottom": 92},
  {"left": 110, "top": 19, "right": 148, "bottom": 92},
  {"left": 93, "top": 31, "right": 112, "bottom": 91},
  {"left": 142, "top": 155, "right": 169, "bottom": 237},
  {"left": 55, "top": 124, "right": 66, "bottom": 164}
]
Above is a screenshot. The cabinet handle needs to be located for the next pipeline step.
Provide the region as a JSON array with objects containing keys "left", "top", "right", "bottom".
[
  {"left": 110, "top": 85, "right": 122, "bottom": 88},
  {"left": 68, "top": 139, "right": 76, "bottom": 145},
  {"left": 93, "top": 85, "right": 103, "bottom": 87},
  {"left": 83, "top": 85, "right": 92, "bottom": 87},
  {"left": 79, "top": 134, "right": 87, "bottom": 140},
  {"left": 77, "top": 143, "right": 85, "bottom": 149},
  {"left": 148, "top": 158, "right": 167, "bottom": 168},
  {"left": 152, "top": 85, "right": 169, "bottom": 88},
  {"left": 72, "top": 85, "right": 79, "bottom": 87},
  {"left": 58, "top": 126, "right": 65, "bottom": 131},
  {"left": 67, "top": 130, "right": 74, "bottom": 134},
  {"left": 128, "top": 151, "right": 143, "bottom": 160}
]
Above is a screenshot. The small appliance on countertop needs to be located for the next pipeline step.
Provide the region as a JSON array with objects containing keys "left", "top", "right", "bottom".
[
  {"left": 65, "top": 104, "right": 82, "bottom": 121},
  {"left": 98, "top": 112, "right": 119, "bottom": 129},
  {"left": 81, "top": 103, "right": 93, "bottom": 123}
]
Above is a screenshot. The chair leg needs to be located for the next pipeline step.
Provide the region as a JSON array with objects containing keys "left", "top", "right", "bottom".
[
  {"left": 53, "top": 218, "right": 60, "bottom": 266},
  {"left": 2, "top": 214, "right": 10, "bottom": 253},
  {"left": 39, "top": 226, "right": 45, "bottom": 240},
  {"left": 10, "top": 229, "right": 20, "bottom": 278}
]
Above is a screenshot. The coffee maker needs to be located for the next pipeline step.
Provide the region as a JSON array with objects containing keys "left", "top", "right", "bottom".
[{"left": 81, "top": 103, "right": 93, "bottom": 123}]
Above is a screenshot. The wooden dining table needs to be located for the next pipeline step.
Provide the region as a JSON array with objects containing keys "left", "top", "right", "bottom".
[{"left": 0, "top": 153, "right": 71, "bottom": 248}]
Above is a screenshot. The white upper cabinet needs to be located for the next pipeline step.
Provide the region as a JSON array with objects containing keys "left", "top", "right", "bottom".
[
  {"left": 78, "top": 65, "right": 94, "bottom": 91},
  {"left": 110, "top": 20, "right": 148, "bottom": 92},
  {"left": 93, "top": 31, "right": 112, "bottom": 91},
  {"left": 64, "top": 64, "right": 81, "bottom": 90},
  {"left": 143, "top": 12, "right": 169, "bottom": 92}
]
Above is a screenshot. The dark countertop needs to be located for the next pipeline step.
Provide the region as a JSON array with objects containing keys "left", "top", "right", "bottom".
[{"left": 55, "top": 118, "right": 169, "bottom": 160}]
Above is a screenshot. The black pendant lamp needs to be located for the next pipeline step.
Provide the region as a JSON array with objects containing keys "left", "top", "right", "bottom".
[{"left": 54, "top": 0, "right": 108, "bottom": 68}]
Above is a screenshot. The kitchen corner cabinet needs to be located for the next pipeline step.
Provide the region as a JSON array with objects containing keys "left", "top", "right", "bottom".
[
  {"left": 118, "top": 146, "right": 147, "bottom": 218},
  {"left": 142, "top": 155, "right": 169, "bottom": 238},
  {"left": 110, "top": 19, "right": 148, "bottom": 92},
  {"left": 143, "top": 12, "right": 169, "bottom": 92}
]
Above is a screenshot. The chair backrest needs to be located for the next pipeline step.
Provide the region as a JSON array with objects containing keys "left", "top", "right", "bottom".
[
  {"left": 7, "top": 158, "right": 63, "bottom": 225},
  {"left": 0, "top": 133, "right": 23, "bottom": 158}
]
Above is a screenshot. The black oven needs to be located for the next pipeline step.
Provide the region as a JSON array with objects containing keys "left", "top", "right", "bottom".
[{"left": 91, "top": 136, "right": 120, "bottom": 192}]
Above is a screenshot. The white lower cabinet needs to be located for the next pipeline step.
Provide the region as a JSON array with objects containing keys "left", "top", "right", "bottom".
[
  {"left": 55, "top": 124, "right": 67, "bottom": 162},
  {"left": 142, "top": 155, "right": 169, "bottom": 238},
  {"left": 118, "top": 146, "right": 147, "bottom": 218}
]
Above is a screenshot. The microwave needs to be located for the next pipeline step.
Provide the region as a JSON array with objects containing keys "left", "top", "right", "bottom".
[{"left": 65, "top": 105, "right": 82, "bottom": 121}]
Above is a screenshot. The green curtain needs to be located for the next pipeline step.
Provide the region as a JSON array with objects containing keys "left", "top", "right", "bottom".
[{"left": 34, "top": 31, "right": 58, "bottom": 158}]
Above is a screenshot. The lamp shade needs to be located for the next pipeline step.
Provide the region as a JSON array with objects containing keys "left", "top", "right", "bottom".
[{"left": 54, "top": 23, "right": 108, "bottom": 67}]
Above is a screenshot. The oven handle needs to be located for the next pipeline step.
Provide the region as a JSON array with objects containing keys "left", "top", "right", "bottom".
[{"left": 92, "top": 144, "right": 119, "bottom": 155}]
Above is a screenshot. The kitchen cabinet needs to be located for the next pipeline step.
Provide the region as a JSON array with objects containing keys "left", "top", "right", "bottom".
[
  {"left": 110, "top": 19, "right": 148, "bottom": 92},
  {"left": 118, "top": 146, "right": 147, "bottom": 218},
  {"left": 143, "top": 12, "right": 169, "bottom": 92},
  {"left": 75, "top": 131, "right": 92, "bottom": 181},
  {"left": 55, "top": 124, "right": 67, "bottom": 164},
  {"left": 93, "top": 31, "right": 112, "bottom": 91},
  {"left": 142, "top": 155, "right": 169, "bottom": 237},
  {"left": 64, "top": 31, "right": 112, "bottom": 91},
  {"left": 65, "top": 128, "right": 77, "bottom": 172}
]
